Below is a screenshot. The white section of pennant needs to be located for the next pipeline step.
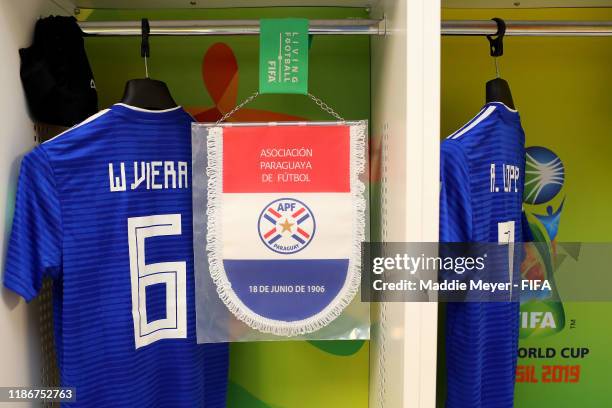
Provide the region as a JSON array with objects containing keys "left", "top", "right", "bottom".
[{"left": 222, "top": 193, "right": 353, "bottom": 260}]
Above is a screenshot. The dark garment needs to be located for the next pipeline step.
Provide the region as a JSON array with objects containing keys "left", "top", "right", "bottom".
[{"left": 20, "top": 16, "right": 98, "bottom": 127}]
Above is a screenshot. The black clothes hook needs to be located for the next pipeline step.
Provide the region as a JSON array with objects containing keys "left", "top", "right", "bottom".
[
  {"left": 121, "top": 17, "right": 177, "bottom": 109},
  {"left": 484, "top": 17, "right": 515, "bottom": 109},
  {"left": 141, "top": 18, "right": 150, "bottom": 77},
  {"left": 486, "top": 17, "right": 506, "bottom": 57},
  {"left": 141, "top": 18, "right": 150, "bottom": 58}
]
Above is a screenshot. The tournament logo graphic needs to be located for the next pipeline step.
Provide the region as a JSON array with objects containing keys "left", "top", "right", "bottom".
[
  {"left": 521, "top": 146, "right": 568, "bottom": 338},
  {"left": 524, "top": 146, "right": 565, "bottom": 205},
  {"left": 258, "top": 198, "right": 316, "bottom": 254}
]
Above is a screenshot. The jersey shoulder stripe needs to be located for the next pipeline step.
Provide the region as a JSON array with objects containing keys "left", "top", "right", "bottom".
[
  {"left": 43, "top": 108, "right": 111, "bottom": 144},
  {"left": 447, "top": 104, "right": 496, "bottom": 140}
]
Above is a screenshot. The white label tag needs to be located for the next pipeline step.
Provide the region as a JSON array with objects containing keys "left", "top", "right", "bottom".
[
  {"left": 498, "top": 221, "right": 516, "bottom": 298},
  {"left": 498, "top": 221, "right": 515, "bottom": 244}
]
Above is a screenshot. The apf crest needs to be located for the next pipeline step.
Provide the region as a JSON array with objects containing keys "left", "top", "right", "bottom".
[{"left": 258, "top": 197, "right": 316, "bottom": 255}]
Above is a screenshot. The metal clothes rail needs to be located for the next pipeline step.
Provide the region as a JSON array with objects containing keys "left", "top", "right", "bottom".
[
  {"left": 442, "top": 20, "right": 612, "bottom": 36},
  {"left": 78, "top": 19, "right": 384, "bottom": 36},
  {"left": 77, "top": 19, "right": 612, "bottom": 37}
]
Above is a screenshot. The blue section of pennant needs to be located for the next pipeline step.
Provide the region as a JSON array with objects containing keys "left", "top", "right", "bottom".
[{"left": 224, "top": 259, "right": 349, "bottom": 322}]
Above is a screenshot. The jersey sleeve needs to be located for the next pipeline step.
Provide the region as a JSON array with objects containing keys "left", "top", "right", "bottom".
[
  {"left": 4, "top": 147, "right": 62, "bottom": 301},
  {"left": 439, "top": 141, "right": 472, "bottom": 243}
]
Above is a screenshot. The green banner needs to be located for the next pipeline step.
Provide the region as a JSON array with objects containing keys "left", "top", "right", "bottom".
[{"left": 259, "top": 19, "right": 309, "bottom": 95}]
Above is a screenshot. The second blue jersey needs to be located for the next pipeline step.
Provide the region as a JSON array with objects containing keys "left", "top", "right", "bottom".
[{"left": 440, "top": 102, "right": 526, "bottom": 408}]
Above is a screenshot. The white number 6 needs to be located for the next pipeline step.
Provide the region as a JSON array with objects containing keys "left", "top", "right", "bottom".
[{"left": 128, "top": 214, "right": 187, "bottom": 349}]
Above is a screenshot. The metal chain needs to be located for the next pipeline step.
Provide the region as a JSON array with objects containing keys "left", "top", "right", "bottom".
[
  {"left": 215, "top": 91, "right": 345, "bottom": 125},
  {"left": 215, "top": 91, "right": 260, "bottom": 125},
  {"left": 307, "top": 92, "right": 345, "bottom": 121}
]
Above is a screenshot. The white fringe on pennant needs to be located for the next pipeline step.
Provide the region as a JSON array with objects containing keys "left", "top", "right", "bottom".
[{"left": 206, "top": 122, "right": 368, "bottom": 337}]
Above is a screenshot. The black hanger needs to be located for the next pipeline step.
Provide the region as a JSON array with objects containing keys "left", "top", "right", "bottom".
[
  {"left": 485, "top": 18, "right": 515, "bottom": 109},
  {"left": 120, "top": 18, "right": 177, "bottom": 110}
]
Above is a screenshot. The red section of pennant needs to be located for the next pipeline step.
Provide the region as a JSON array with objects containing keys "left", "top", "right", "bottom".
[{"left": 223, "top": 125, "right": 350, "bottom": 193}]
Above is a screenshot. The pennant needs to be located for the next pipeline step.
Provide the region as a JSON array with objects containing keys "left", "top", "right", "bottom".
[{"left": 206, "top": 122, "right": 366, "bottom": 336}]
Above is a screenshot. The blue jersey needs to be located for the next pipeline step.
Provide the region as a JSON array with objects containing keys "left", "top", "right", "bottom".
[
  {"left": 440, "top": 102, "right": 526, "bottom": 408},
  {"left": 4, "top": 104, "right": 228, "bottom": 407}
]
